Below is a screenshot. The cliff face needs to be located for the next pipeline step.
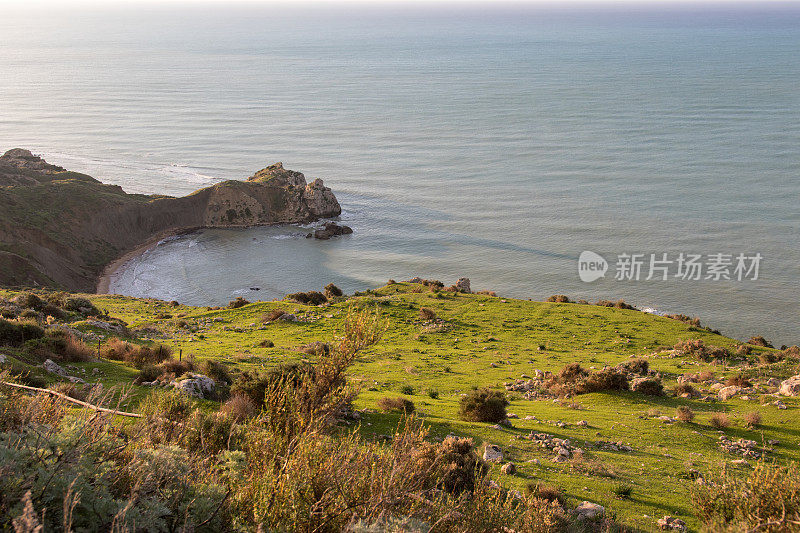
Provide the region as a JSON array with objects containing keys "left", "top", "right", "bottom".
[{"left": 0, "top": 149, "right": 342, "bottom": 292}]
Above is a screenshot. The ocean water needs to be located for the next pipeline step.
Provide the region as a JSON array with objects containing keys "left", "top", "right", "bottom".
[{"left": 1, "top": 3, "right": 798, "bottom": 345}]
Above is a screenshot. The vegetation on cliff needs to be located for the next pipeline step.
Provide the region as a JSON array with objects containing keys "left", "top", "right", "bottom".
[{"left": 0, "top": 149, "right": 342, "bottom": 291}]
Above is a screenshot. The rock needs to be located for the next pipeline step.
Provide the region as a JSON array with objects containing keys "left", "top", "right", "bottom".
[
  {"left": 657, "top": 516, "right": 687, "bottom": 531},
  {"left": 277, "top": 313, "right": 298, "bottom": 322},
  {"left": 779, "top": 375, "right": 800, "bottom": 396},
  {"left": 86, "top": 320, "right": 127, "bottom": 335},
  {"left": 455, "top": 277, "right": 471, "bottom": 293},
  {"left": 44, "top": 358, "right": 68, "bottom": 377},
  {"left": 500, "top": 462, "right": 517, "bottom": 475},
  {"left": 574, "top": 501, "right": 604, "bottom": 520},
  {"left": 774, "top": 400, "right": 787, "bottom": 409},
  {"left": 172, "top": 373, "right": 215, "bottom": 399},
  {"left": 0, "top": 353, "right": 5, "bottom": 364},
  {"left": 718, "top": 385, "right": 741, "bottom": 401},
  {"left": 576, "top": 420, "right": 589, "bottom": 427},
  {"left": 767, "top": 377, "right": 781, "bottom": 388},
  {"left": 483, "top": 444, "right": 503, "bottom": 463},
  {"left": 710, "top": 383, "right": 725, "bottom": 392},
  {"left": 553, "top": 454, "right": 569, "bottom": 463},
  {"left": 67, "top": 376, "right": 86, "bottom": 384},
  {"left": 506, "top": 413, "right": 519, "bottom": 419},
  {"left": 313, "top": 222, "right": 353, "bottom": 240}
]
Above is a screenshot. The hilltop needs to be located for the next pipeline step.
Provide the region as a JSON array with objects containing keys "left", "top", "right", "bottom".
[
  {"left": 1, "top": 280, "right": 798, "bottom": 531},
  {"left": 0, "top": 149, "right": 341, "bottom": 292}
]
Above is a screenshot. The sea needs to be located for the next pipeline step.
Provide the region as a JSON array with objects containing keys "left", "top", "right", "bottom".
[{"left": 1, "top": 2, "right": 798, "bottom": 345}]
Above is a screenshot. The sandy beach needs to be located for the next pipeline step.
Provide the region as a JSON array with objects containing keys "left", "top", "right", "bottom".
[{"left": 95, "top": 228, "right": 200, "bottom": 294}]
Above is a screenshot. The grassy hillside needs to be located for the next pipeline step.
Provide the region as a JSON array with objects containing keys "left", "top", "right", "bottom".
[{"left": 1, "top": 282, "right": 798, "bottom": 531}]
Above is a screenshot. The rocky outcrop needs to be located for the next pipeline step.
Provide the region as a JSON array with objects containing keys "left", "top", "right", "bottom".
[
  {"left": 779, "top": 375, "right": 800, "bottom": 396},
  {"left": 0, "top": 150, "right": 343, "bottom": 292},
  {"left": 307, "top": 222, "right": 353, "bottom": 240}
]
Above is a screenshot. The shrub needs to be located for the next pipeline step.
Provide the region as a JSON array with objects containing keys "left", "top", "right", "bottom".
[
  {"left": 24, "top": 330, "right": 94, "bottom": 362},
  {"left": 221, "top": 393, "right": 258, "bottom": 422},
  {"left": 618, "top": 358, "right": 649, "bottom": 375},
  {"left": 63, "top": 296, "right": 99, "bottom": 315},
  {"left": 526, "top": 483, "right": 565, "bottom": 505},
  {"left": 783, "top": 345, "right": 800, "bottom": 358},
  {"left": 676, "top": 406, "right": 695, "bottom": 422},
  {"left": 200, "top": 359, "right": 233, "bottom": 385},
  {"left": 709, "top": 413, "right": 731, "bottom": 429},
  {"left": 743, "top": 411, "right": 762, "bottom": 427},
  {"left": 673, "top": 339, "right": 729, "bottom": 362},
  {"left": 596, "top": 299, "right": 636, "bottom": 310},
  {"left": 692, "top": 462, "right": 800, "bottom": 531},
  {"left": 698, "top": 370, "right": 715, "bottom": 381},
  {"left": 299, "top": 341, "right": 330, "bottom": 356},
  {"left": 576, "top": 368, "right": 629, "bottom": 394},
  {"left": 49, "top": 382, "right": 89, "bottom": 401},
  {"left": 377, "top": 397, "right": 415, "bottom": 413},
  {"left": 673, "top": 383, "right": 698, "bottom": 397},
  {"left": 0, "top": 318, "right": 45, "bottom": 347},
  {"left": 613, "top": 483, "right": 633, "bottom": 499},
  {"left": 419, "top": 307, "right": 437, "bottom": 321},
  {"left": 324, "top": 283, "right": 343, "bottom": 298},
  {"left": 748, "top": 336, "right": 773, "bottom": 348},
  {"left": 12, "top": 292, "right": 44, "bottom": 310},
  {"left": 101, "top": 338, "right": 172, "bottom": 368},
  {"left": 546, "top": 295, "right": 571, "bottom": 303},
  {"left": 263, "top": 308, "right": 286, "bottom": 322},
  {"left": 286, "top": 291, "right": 327, "bottom": 305},
  {"left": 459, "top": 388, "right": 508, "bottom": 423},
  {"left": 228, "top": 296, "right": 250, "bottom": 309},
  {"left": 399, "top": 384, "right": 414, "bottom": 395},
  {"left": 427, "top": 388, "right": 440, "bottom": 399},
  {"left": 665, "top": 314, "right": 702, "bottom": 327},
  {"left": 759, "top": 351, "right": 783, "bottom": 364},
  {"left": 259, "top": 339, "right": 275, "bottom": 348},
  {"left": 735, "top": 344, "right": 753, "bottom": 356},
  {"left": 726, "top": 374, "right": 752, "bottom": 388},
  {"left": 631, "top": 377, "right": 663, "bottom": 396},
  {"left": 134, "top": 358, "right": 196, "bottom": 384}
]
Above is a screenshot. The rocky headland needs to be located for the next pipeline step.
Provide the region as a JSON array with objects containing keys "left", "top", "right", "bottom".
[{"left": 0, "top": 149, "right": 343, "bottom": 292}]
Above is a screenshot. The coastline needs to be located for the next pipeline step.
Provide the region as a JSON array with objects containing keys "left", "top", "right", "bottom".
[{"left": 95, "top": 227, "right": 201, "bottom": 294}]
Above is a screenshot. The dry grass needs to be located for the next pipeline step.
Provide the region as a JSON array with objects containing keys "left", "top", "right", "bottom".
[
  {"left": 419, "top": 307, "right": 437, "bottom": 321},
  {"left": 676, "top": 406, "right": 695, "bottom": 423},
  {"left": 743, "top": 411, "right": 762, "bottom": 428},
  {"left": 220, "top": 393, "right": 258, "bottom": 422},
  {"left": 709, "top": 413, "right": 731, "bottom": 429},
  {"left": 101, "top": 338, "right": 172, "bottom": 369},
  {"left": 376, "top": 396, "right": 415, "bottom": 413}
]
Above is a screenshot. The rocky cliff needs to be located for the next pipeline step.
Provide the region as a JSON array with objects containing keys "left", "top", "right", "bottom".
[{"left": 0, "top": 149, "right": 342, "bottom": 292}]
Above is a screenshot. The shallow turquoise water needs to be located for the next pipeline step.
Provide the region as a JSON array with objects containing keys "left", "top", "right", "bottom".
[{"left": 1, "top": 3, "right": 798, "bottom": 344}]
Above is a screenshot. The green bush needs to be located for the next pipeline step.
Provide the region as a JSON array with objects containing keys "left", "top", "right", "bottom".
[
  {"left": 286, "top": 291, "right": 328, "bottom": 305},
  {"left": 459, "top": 388, "right": 508, "bottom": 423},
  {"left": 0, "top": 319, "right": 45, "bottom": 347},
  {"left": 324, "top": 283, "right": 343, "bottom": 298}
]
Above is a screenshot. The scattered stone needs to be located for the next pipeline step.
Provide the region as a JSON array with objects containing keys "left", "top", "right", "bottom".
[
  {"left": 43, "top": 358, "right": 68, "bottom": 377},
  {"left": 719, "top": 435, "right": 764, "bottom": 458},
  {"left": 574, "top": 501, "right": 604, "bottom": 520},
  {"left": 576, "top": 420, "right": 589, "bottom": 427},
  {"left": 278, "top": 313, "right": 298, "bottom": 322},
  {"left": 767, "top": 377, "right": 781, "bottom": 388},
  {"left": 500, "top": 462, "right": 517, "bottom": 475},
  {"left": 774, "top": 400, "right": 787, "bottom": 410},
  {"left": 657, "top": 516, "right": 687, "bottom": 531},
  {"left": 718, "top": 385, "right": 741, "bottom": 401},
  {"left": 0, "top": 353, "right": 5, "bottom": 364},
  {"left": 506, "top": 413, "right": 519, "bottom": 419},
  {"left": 779, "top": 375, "right": 800, "bottom": 396},
  {"left": 171, "top": 373, "right": 215, "bottom": 399},
  {"left": 85, "top": 320, "right": 127, "bottom": 335},
  {"left": 483, "top": 444, "right": 503, "bottom": 463}
]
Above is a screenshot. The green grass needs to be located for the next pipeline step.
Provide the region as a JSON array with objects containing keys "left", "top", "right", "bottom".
[{"left": 1, "top": 283, "right": 797, "bottom": 531}]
